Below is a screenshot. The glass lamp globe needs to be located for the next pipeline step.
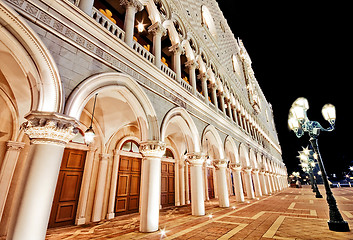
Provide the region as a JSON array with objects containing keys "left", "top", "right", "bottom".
[
  {"left": 84, "top": 127, "right": 95, "bottom": 145},
  {"left": 322, "top": 104, "right": 336, "bottom": 124}
]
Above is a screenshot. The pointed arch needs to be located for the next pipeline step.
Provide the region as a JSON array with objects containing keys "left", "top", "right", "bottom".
[
  {"left": 224, "top": 136, "right": 239, "bottom": 164},
  {"left": 201, "top": 125, "right": 224, "bottom": 159},
  {"left": 239, "top": 143, "right": 250, "bottom": 168},
  {"left": 160, "top": 107, "right": 200, "bottom": 153},
  {"left": 0, "top": 2, "right": 63, "bottom": 113}
]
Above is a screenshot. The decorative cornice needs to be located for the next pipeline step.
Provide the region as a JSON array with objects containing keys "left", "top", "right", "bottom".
[
  {"left": 21, "top": 111, "right": 78, "bottom": 146},
  {"left": 139, "top": 141, "right": 166, "bottom": 158}
]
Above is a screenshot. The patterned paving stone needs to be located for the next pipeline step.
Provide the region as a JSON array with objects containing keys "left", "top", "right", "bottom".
[{"left": 43, "top": 186, "right": 353, "bottom": 240}]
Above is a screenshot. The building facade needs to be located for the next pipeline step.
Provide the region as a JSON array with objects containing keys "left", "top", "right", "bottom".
[{"left": 0, "top": 0, "right": 287, "bottom": 239}]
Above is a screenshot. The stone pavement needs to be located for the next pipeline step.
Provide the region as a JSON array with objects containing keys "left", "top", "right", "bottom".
[{"left": 45, "top": 186, "right": 353, "bottom": 240}]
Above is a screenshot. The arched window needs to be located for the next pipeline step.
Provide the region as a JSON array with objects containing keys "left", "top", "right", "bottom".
[
  {"left": 201, "top": 5, "right": 217, "bottom": 39},
  {"left": 121, "top": 140, "right": 139, "bottom": 153},
  {"left": 232, "top": 54, "right": 241, "bottom": 74}
]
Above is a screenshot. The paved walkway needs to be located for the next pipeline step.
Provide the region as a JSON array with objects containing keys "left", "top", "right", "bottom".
[{"left": 45, "top": 186, "right": 353, "bottom": 240}]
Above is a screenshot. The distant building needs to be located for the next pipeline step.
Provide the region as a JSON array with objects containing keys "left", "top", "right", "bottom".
[{"left": 0, "top": 0, "right": 287, "bottom": 239}]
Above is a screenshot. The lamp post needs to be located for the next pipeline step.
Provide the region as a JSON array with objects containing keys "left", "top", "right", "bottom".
[
  {"left": 298, "top": 147, "right": 322, "bottom": 198},
  {"left": 288, "top": 97, "right": 349, "bottom": 232}
]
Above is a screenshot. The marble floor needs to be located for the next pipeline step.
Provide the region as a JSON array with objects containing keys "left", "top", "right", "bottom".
[{"left": 43, "top": 186, "right": 353, "bottom": 240}]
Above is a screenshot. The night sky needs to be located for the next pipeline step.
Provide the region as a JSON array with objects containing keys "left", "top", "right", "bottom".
[{"left": 217, "top": 2, "right": 352, "bottom": 177}]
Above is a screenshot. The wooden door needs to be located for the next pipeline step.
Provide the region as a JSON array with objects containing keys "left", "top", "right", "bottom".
[
  {"left": 115, "top": 156, "right": 141, "bottom": 215},
  {"left": 49, "top": 149, "right": 86, "bottom": 228},
  {"left": 161, "top": 162, "right": 175, "bottom": 207},
  {"left": 207, "top": 167, "right": 215, "bottom": 199}
]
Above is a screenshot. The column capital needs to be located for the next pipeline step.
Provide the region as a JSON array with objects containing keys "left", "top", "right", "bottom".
[
  {"left": 148, "top": 22, "right": 166, "bottom": 36},
  {"left": 185, "top": 59, "right": 198, "bottom": 69},
  {"left": 100, "top": 153, "right": 111, "bottom": 161},
  {"left": 244, "top": 166, "right": 252, "bottom": 173},
  {"left": 169, "top": 43, "right": 184, "bottom": 55},
  {"left": 252, "top": 168, "right": 260, "bottom": 173},
  {"left": 139, "top": 141, "right": 166, "bottom": 158},
  {"left": 120, "top": 0, "right": 144, "bottom": 12},
  {"left": 213, "top": 159, "right": 228, "bottom": 169},
  {"left": 6, "top": 141, "right": 25, "bottom": 151},
  {"left": 230, "top": 163, "right": 242, "bottom": 171},
  {"left": 197, "top": 72, "right": 208, "bottom": 81},
  {"left": 185, "top": 152, "right": 205, "bottom": 166},
  {"left": 21, "top": 111, "right": 78, "bottom": 146}
]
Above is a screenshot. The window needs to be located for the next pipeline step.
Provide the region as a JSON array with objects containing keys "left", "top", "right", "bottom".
[
  {"left": 232, "top": 54, "right": 241, "bottom": 74},
  {"left": 121, "top": 140, "right": 139, "bottom": 152},
  {"left": 201, "top": 5, "right": 217, "bottom": 39}
]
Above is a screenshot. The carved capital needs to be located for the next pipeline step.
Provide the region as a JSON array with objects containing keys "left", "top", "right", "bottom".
[
  {"left": 213, "top": 159, "right": 228, "bottom": 169},
  {"left": 139, "top": 141, "right": 166, "bottom": 158},
  {"left": 148, "top": 22, "right": 166, "bottom": 37},
  {"left": 120, "top": 0, "right": 144, "bottom": 12},
  {"left": 185, "top": 152, "right": 205, "bottom": 166},
  {"left": 21, "top": 111, "right": 78, "bottom": 146},
  {"left": 185, "top": 59, "right": 198, "bottom": 69},
  {"left": 6, "top": 141, "right": 25, "bottom": 151},
  {"left": 197, "top": 72, "right": 208, "bottom": 81},
  {"left": 169, "top": 43, "right": 184, "bottom": 55},
  {"left": 230, "top": 163, "right": 242, "bottom": 171}
]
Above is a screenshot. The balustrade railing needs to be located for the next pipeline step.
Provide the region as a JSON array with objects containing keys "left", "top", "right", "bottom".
[{"left": 91, "top": 8, "right": 125, "bottom": 41}]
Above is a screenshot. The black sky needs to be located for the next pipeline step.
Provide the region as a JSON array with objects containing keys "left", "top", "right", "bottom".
[{"left": 217, "top": 2, "right": 352, "bottom": 177}]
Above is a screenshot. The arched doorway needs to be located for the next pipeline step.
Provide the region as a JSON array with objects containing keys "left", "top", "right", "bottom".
[{"left": 115, "top": 140, "right": 142, "bottom": 216}]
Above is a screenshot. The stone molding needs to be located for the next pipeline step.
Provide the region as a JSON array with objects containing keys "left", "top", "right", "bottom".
[
  {"left": 21, "top": 111, "right": 78, "bottom": 146},
  {"left": 139, "top": 141, "right": 166, "bottom": 158},
  {"left": 6, "top": 141, "right": 25, "bottom": 151}
]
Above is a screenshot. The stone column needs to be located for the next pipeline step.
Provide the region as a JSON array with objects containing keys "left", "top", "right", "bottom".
[
  {"left": 148, "top": 22, "right": 166, "bottom": 69},
  {"left": 107, "top": 151, "right": 120, "bottom": 219},
  {"left": 0, "top": 141, "right": 25, "bottom": 220},
  {"left": 92, "top": 154, "right": 110, "bottom": 222},
  {"left": 179, "top": 162, "right": 186, "bottom": 205},
  {"left": 185, "top": 153, "right": 205, "bottom": 216},
  {"left": 11, "top": 111, "right": 77, "bottom": 240},
  {"left": 213, "top": 159, "right": 229, "bottom": 208},
  {"left": 185, "top": 162, "right": 190, "bottom": 204},
  {"left": 122, "top": 0, "right": 144, "bottom": 47},
  {"left": 185, "top": 59, "right": 198, "bottom": 94},
  {"left": 218, "top": 92, "right": 226, "bottom": 115},
  {"left": 169, "top": 43, "right": 184, "bottom": 82},
  {"left": 77, "top": 145, "right": 97, "bottom": 224},
  {"left": 230, "top": 164, "right": 244, "bottom": 202},
  {"left": 226, "top": 100, "right": 233, "bottom": 121},
  {"left": 78, "top": 0, "right": 95, "bottom": 15},
  {"left": 211, "top": 84, "right": 218, "bottom": 110},
  {"left": 252, "top": 169, "right": 262, "bottom": 197},
  {"left": 259, "top": 170, "right": 268, "bottom": 195},
  {"left": 198, "top": 73, "right": 209, "bottom": 105},
  {"left": 265, "top": 172, "right": 272, "bottom": 194},
  {"left": 139, "top": 141, "right": 165, "bottom": 232},
  {"left": 244, "top": 167, "right": 255, "bottom": 199}
]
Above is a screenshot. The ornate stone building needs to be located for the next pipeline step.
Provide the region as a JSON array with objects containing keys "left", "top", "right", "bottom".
[{"left": 0, "top": 0, "right": 287, "bottom": 239}]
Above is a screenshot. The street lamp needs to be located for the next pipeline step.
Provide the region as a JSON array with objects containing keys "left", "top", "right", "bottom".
[
  {"left": 288, "top": 97, "right": 349, "bottom": 232},
  {"left": 297, "top": 147, "right": 322, "bottom": 198}
]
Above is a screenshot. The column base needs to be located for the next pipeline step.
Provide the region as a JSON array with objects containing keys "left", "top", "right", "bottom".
[{"left": 328, "top": 220, "right": 350, "bottom": 232}]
